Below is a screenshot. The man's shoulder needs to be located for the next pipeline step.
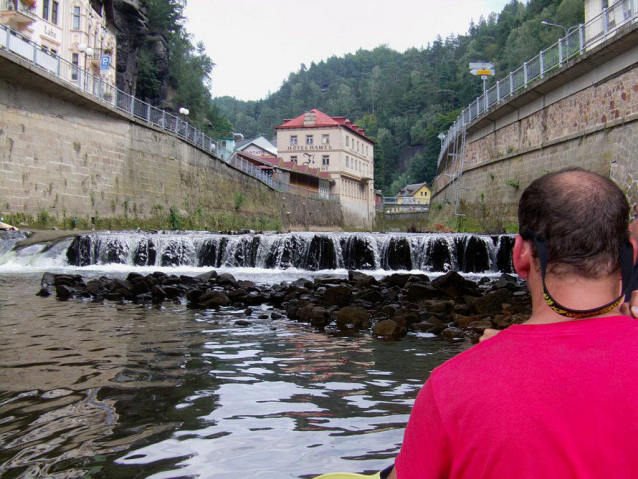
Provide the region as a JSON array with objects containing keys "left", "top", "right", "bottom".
[
  {"left": 431, "top": 331, "right": 511, "bottom": 379},
  {"left": 431, "top": 315, "right": 638, "bottom": 385}
]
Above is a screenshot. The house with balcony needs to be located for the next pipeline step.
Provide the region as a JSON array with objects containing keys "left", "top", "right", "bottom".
[
  {"left": 236, "top": 150, "right": 332, "bottom": 200},
  {"left": 0, "top": 0, "right": 117, "bottom": 87},
  {"left": 275, "top": 109, "right": 375, "bottom": 228}
]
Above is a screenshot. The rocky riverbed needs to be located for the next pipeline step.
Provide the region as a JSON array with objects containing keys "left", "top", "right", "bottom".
[{"left": 36, "top": 269, "right": 531, "bottom": 341}]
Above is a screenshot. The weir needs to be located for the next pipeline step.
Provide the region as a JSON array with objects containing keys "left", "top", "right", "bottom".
[{"left": 54, "top": 232, "right": 515, "bottom": 273}]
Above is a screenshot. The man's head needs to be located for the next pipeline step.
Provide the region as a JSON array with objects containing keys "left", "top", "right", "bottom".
[{"left": 518, "top": 168, "right": 630, "bottom": 278}]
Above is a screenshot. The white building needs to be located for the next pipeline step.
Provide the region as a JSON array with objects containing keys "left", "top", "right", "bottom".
[
  {"left": 0, "top": 0, "right": 117, "bottom": 87},
  {"left": 584, "top": 0, "right": 636, "bottom": 47},
  {"left": 276, "top": 109, "right": 375, "bottom": 228}
]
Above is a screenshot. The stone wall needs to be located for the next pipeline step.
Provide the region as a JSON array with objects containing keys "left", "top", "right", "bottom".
[
  {"left": 0, "top": 57, "right": 342, "bottom": 230},
  {"left": 433, "top": 26, "right": 638, "bottom": 216}
]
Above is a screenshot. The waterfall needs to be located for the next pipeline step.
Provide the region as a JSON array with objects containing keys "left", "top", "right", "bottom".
[{"left": 37, "top": 231, "right": 515, "bottom": 273}]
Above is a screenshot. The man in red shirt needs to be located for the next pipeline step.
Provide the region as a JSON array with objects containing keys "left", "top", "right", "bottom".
[{"left": 389, "top": 168, "right": 638, "bottom": 479}]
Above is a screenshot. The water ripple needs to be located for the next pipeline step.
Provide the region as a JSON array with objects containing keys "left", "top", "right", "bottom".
[{"left": 0, "top": 272, "right": 468, "bottom": 478}]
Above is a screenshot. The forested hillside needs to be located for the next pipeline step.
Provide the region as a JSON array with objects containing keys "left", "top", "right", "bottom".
[
  {"left": 133, "top": 0, "right": 232, "bottom": 137},
  {"left": 214, "top": 0, "right": 583, "bottom": 195}
]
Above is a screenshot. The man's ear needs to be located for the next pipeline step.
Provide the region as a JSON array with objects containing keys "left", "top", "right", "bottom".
[{"left": 513, "top": 235, "right": 532, "bottom": 279}]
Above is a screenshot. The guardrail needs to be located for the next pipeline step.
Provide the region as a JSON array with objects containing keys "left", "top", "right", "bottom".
[
  {"left": 383, "top": 197, "right": 430, "bottom": 205},
  {"left": 438, "top": 0, "right": 638, "bottom": 168},
  {"left": 0, "top": 21, "right": 335, "bottom": 202}
]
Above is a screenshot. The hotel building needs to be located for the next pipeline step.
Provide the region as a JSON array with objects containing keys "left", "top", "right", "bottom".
[{"left": 276, "top": 109, "right": 375, "bottom": 228}]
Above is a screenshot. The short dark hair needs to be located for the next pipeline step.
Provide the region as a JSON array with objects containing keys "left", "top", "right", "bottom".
[{"left": 518, "top": 168, "right": 630, "bottom": 277}]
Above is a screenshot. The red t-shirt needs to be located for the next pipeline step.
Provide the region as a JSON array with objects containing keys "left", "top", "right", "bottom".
[{"left": 395, "top": 315, "right": 638, "bottom": 479}]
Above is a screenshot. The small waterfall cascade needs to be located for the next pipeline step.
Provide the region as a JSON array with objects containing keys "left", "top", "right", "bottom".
[
  {"left": 0, "top": 231, "right": 27, "bottom": 258},
  {"left": 48, "top": 231, "right": 515, "bottom": 273}
]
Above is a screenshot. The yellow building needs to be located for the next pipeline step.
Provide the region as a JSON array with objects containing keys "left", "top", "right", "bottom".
[
  {"left": 0, "top": 0, "right": 117, "bottom": 87},
  {"left": 397, "top": 182, "right": 431, "bottom": 204},
  {"left": 384, "top": 182, "right": 431, "bottom": 212},
  {"left": 276, "top": 109, "right": 375, "bottom": 228}
]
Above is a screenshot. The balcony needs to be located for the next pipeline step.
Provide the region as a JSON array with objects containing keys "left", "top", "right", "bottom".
[
  {"left": 0, "top": 0, "right": 37, "bottom": 30},
  {"left": 87, "top": 48, "right": 114, "bottom": 73}
]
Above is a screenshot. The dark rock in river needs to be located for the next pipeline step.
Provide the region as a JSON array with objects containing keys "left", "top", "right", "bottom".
[
  {"left": 323, "top": 286, "right": 352, "bottom": 307},
  {"left": 40, "top": 264, "right": 531, "bottom": 342},
  {"left": 432, "top": 271, "right": 480, "bottom": 298},
  {"left": 373, "top": 319, "right": 404, "bottom": 337},
  {"left": 337, "top": 306, "right": 370, "bottom": 329},
  {"left": 471, "top": 288, "right": 513, "bottom": 315}
]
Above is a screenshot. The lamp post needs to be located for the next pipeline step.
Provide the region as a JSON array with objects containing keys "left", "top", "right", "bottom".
[
  {"left": 541, "top": 20, "right": 580, "bottom": 37},
  {"left": 438, "top": 132, "right": 446, "bottom": 148},
  {"left": 178, "top": 107, "right": 189, "bottom": 137},
  {"left": 77, "top": 43, "right": 94, "bottom": 91}
]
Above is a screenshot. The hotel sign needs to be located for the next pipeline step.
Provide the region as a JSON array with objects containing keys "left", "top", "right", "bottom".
[{"left": 287, "top": 144, "right": 330, "bottom": 151}]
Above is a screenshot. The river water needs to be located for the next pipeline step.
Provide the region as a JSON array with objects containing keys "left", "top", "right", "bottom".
[{"left": 0, "top": 232, "right": 497, "bottom": 478}]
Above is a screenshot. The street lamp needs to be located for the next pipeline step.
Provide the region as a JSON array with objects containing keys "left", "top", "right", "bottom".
[
  {"left": 178, "top": 107, "right": 189, "bottom": 137},
  {"left": 77, "top": 43, "right": 94, "bottom": 91},
  {"left": 438, "top": 132, "right": 446, "bottom": 146},
  {"left": 541, "top": 20, "right": 580, "bottom": 37}
]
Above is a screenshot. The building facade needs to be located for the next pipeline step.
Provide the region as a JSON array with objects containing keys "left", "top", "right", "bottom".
[
  {"left": 276, "top": 109, "right": 375, "bottom": 228},
  {"left": 385, "top": 182, "right": 431, "bottom": 212},
  {"left": 0, "top": 0, "right": 117, "bottom": 86},
  {"left": 237, "top": 150, "right": 332, "bottom": 200},
  {"left": 584, "top": 0, "right": 636, "bottom": 46},
  {"left": 236, "top": 136, "right": 278, "bottom": 158}
]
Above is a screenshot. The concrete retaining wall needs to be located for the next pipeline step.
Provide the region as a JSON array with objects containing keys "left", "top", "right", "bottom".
[
  {"left": 433, "top": 25, "right": 638, "bottom": 214},
  {"left": 0, "top": 51, "right": 342, "bottom": 229}
]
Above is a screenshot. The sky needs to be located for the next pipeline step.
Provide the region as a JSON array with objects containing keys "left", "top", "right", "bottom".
[{"left": 183, "top": 0, "right": 512, "bottom": 102}]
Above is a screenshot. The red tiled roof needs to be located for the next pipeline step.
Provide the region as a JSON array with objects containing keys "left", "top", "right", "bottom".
[
  {"left": 236, "top": 151, "right": 331, "bottom": 180},
  {"left": 276, "top": 109, "right": 372, "bottom": 141}
]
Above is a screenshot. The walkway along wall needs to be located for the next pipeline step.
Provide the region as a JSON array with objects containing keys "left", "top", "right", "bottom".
[
  {"left": 0, "top": 50, "right": 342, "bottom": 230},
  {"left": 433, "top": 23, "right": 638, "bottom": 222}
]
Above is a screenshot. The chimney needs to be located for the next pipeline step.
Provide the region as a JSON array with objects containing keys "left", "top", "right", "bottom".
[{"left": 304, "top": 110, "right": 317, "bottom": 126}]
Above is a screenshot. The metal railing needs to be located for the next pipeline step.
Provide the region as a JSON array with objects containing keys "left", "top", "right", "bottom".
[
  {"left": 383, "top": 197, "right": 430, "bottom": 205},
  {"left": 0, "top": 21, "right": 332, "bottom": 200},
  {"left": 438, "top": 0, "right": 638, "bottom": 167}
]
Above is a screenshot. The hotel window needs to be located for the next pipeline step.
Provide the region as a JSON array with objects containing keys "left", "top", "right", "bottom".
[
  {"left": 52, "top": 1, "right": 59, "bottom": 24},
  {"left": 346, "top": 156, "right": 349, "bottom": 168},
  {"left": 42, "top": 0, "right": 49, "bottom": 20},
  {"left": 322, "top": 134, "right": 329, "bottom": 144},
  {"left": 346, "top": 136, "right": 349, "bottom": 147},
  {"left": 290, "top": 135, "right": 297, "bottom": 145},
  {"left": 73, "top": 6, "right": 81, "bottom": 29},
  {"left": 306, "top": 135, "right": 313, "bottom": 145},
  {"left": 291, "top": 156, "right": 298, "bottom": 164},
  {"left": 71, "top": 53, "right": 79, "bottom": 80},
  {"left": 322, "top": 155, "right": 329, "bottom": 166}
]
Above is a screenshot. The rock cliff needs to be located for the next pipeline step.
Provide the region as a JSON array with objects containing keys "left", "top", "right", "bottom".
[{"left": 113, "top": 0, "right": 148, "bottom": 95}]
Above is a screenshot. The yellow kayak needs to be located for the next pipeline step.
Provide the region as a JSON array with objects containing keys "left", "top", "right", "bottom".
[{"left": 314, "top": 472, "right": 382, "bottom": 479}]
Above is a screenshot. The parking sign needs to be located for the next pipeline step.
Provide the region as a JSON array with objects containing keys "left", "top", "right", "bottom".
[{"left": 100, "top": 55, "right": 111, "bottom": 72}]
